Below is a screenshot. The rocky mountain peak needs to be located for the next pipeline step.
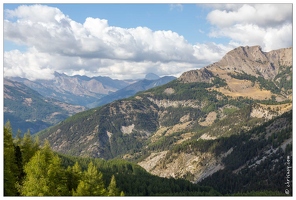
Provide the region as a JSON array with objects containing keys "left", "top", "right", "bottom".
[
  {"left": 225, "top": 45, "right": 265, "bottom": 61},
  {"left": 217, "top": 45, "right": 292, "bottom": 79},
  {"left": 53, "top": 71, "right": 67, "bottom": 77},
  {"left": 179, "top": 46, "right": 292, "bottom": 83}
]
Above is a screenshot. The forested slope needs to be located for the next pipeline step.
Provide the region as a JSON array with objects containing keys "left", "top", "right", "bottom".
[{"left": 4, "top": 122, "right": 221, "bottom": 196}]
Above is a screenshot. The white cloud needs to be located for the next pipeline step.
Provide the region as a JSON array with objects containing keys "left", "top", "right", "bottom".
[
  {"left": 207, "top": 4, "right": 292, "bottom": 28},
  {"left": 206, "top": 4, "right": 292, "bottom": 51},
  {"left": 263, "top": 24, "right": 292, "bottom": 51},
  {"left": 5, "top": 4, "right": 66, "bottom": 23},
  {"left": 3, "top": 48, "right": 220, "bottom": 81},
  {"left": 193, "top": 42, "right": 233, "bottom": 63},
  {"left": 4, "top": 48, "right": 55, "bottom": 80},
  {"left": 4, "top": 4, "right": 231, "bottom": 80},
  {"left": 4, "top": 5, "right": 197, "bottom": 63}
]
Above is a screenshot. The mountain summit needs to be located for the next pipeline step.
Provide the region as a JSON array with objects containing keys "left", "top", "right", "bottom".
[
  {"left": 145, "top": 73, "right": 160, "bottom": 80},
  {"left": 179, "top": 45, "right": 292, "bottom": 101},
  {"left": 181, "top": 46, "right": 292, "bottom": 82}
]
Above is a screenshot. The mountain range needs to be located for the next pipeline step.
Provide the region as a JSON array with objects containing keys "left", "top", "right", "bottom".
[
  {"left": 7, "top": 71, "right": 176, "bottom": 109},
  {"left": 36, "top": 45, "right": 292, "bottom": 190},
  {"left": 9, "top": 72, "right": 133, "bottom": 107},
  {"left": 4, "top": 72, "right": 175, "bottom": 134}
]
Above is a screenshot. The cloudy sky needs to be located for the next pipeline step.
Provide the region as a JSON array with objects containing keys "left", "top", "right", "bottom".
[{"left": 3, "top": 3, "right": 293, "bottom": 80}]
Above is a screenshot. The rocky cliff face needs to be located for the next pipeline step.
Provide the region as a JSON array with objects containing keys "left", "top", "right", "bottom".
[
  {"left": 180, "top": 45, "right": 292, "bottom": 82},
  {"left": 215, "top": 46, "right": 291, "bottom": 79}
]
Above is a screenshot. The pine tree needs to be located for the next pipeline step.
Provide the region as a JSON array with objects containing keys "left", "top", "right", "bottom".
[
  {"left": 73, "top": 180, "right": 91, "bottom": 196},
  {"left": 108, "top": 175, "right": 119, "bottom": 196},
  {"left": 3, "top": 122, "right": 18, "bottom": 196},
  {"left": 73, "top": 162, "right": 107, "bottom": 196},
  {"left": 65, "top": 162, "right": 82, "bottom": 193},
  {"left": 14, "top": 129, "right": 22, "bottom": 146},
  {"left": 14, "top": 128, "right": 24, "bottom": 187},
  {"left": 46, "top": 154, "right": 69, "bottom": 195},
  {"left": 20, "top": 141, "right": 69, "bottom": 196},
  {"left": 14, "top": 145, "right": 24, "bottom": 195},
  {"left": 120, "top": 191, "right": 125, "bottom": 196},
  {"left": 20, "top": 130, "right": 38, "bottom": 165}
]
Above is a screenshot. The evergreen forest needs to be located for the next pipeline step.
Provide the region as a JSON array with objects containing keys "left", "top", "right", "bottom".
[{"left": 4, "top": 122, "right": 221, "bottom": 196}]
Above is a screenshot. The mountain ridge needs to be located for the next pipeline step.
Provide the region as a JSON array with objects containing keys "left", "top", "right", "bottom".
[
  {"left": 36, "top": 45, "right": 292, "bottom": 185},
  {"left": 180, "top": 45, "right": 292, "bottom": 82},
  {"left": 8, "top": 72, "right": 132, "bottom": 107},
  {"left": 179, "top": 46, "right": 292, "bottom": 101},
  {"left": 7, "top": 72, "right": 176, "bottom": 108},
  {"left": 90, "top": 75, "right": 176, "bottom": 107}
]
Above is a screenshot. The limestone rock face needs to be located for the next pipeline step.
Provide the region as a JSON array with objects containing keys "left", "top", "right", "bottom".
[{"left": 179, "top": 46, "right": 292, "bottom": 82}]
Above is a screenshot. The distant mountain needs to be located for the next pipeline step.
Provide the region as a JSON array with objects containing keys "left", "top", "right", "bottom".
[
  {"left": 37, "top": 45, "right": 292, "bottom": 191},
  {"left": 4, "top": 78, "right": 86, "bottom": 135},
  {"left": 89, "top": 76, "right": 176, "bottom": 108},
  {"left": 9, "top": 72, "right": 133, "bottom": 107},
  {"left": 145, "top": 73, "right": 160, "bottom": 80},
  {"left": 7, "top": 72, "right": 175, "bottom": 108}
]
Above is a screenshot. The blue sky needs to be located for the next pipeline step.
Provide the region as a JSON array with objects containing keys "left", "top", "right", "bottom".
[{"left": 3, "top": 3, "right": 293, "bottom": 80}]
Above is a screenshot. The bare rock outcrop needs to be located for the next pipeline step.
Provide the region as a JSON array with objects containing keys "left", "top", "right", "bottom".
[{"left": 178, "top": 46, "right": 292, "bottom": 82}]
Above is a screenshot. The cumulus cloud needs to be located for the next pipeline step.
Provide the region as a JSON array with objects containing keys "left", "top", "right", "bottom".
[
  {"left": 4, "top": 48, "right": 55, "bottom": 80},
  {"left": 4, "top": 4, "right": 229, "bottom": 80},
  {"left": 206, "top": 4, "right": 292, "bottom": 51},
  {"left": 4, "top": 4, "right": 196, "bottom": 63},
  {"left": 4, "top": 43, "right": 228, "bottom": 80}
]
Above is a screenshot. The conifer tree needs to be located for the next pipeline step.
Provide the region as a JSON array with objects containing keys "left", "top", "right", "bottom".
[
  {"left": 14, "top": 129, "right": 22, "bottom": 146},
  {"left": 65, "top": 162, "right": 82, "bottom": 193},
  {"left": 73, "top": 180, "right": 91, "bottom": 196},
  {"left": 120, "top": 191, "right": 125, "bottom": 196},
  {"left": 4, "top": 122, "right": 18, "bottom": 196},
  {"left": 20, "top": 130, "right": 38, "bottom": 165},
  {"left": 14, "top": 145, "right": 24, "bottom": 195},
  {"left": 108, "top": 175, "right": 119, "bottom": 196},
  {"left": 73, "top": 162, "right": 107, "bottom": 196},
  {"left": 21, "top": 140, "right": 69, "bottom": 196}
]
